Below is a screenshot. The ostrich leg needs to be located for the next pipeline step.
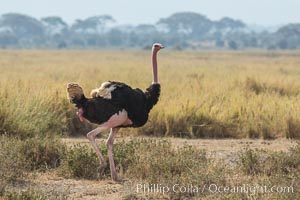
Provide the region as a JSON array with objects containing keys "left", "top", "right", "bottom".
[
  {"left": 87, "top": 127, "right": 109, "bottom": 171},
  {"left": 87, "top": 109, "right": 131, "bottom": 181},
  {"left": 106, "top": 127, "right": 120, "bottom": 181}
]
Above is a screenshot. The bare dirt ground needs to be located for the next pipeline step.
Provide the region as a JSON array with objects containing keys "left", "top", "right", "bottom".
[
  {"left": 22, "top": 137, "right": 298, "bottom": 199},
  {"left": 62, "top": 136, "right": 296, "bottom": 151},
  {"left": 62, "top": 136, "right": 297, "bottom": 161},
  {"left": 29, "top": 172, "right": 125, "bottom": 200}
]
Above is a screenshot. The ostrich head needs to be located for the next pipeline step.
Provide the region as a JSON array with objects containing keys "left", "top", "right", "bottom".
[{"left": 152, "top": 43, "right": 164, "bottom": 52}]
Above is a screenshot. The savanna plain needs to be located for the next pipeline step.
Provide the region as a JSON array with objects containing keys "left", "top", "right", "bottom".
[{"left": 0, "top": 50, "right": 300, "bottom": 199}]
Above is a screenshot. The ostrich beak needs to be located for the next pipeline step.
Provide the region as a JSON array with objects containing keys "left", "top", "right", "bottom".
[{"left": 161, "top": 46, "right": 165, "bottom": 49}]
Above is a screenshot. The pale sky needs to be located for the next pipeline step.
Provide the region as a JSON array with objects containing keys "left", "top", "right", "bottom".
[{"left": 0, "top": 0, "right": 299, "bottom": 26}]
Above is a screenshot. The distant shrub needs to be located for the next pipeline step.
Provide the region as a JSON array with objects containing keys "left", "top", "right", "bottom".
[
  {"left": 139, "top": 106, "right": 232, "bottom": 139},
  {"left": 191, "top": 121, "right": 230, "bottom": 138},
  {"left": 245, "top": 77, "right": 264, "bottom": 95},
  {"left": 20, "top": 137, "right": 66, "bottom": 170},
  {"left": 60, "top": 144, "right": 100, "bottom": 180},
  {"left": 0, "top": 136, "right": 28, "bottom": 187},
  {"left": 263, "top": 144, "right": 300, "bottom": 176},
  {"left": 245, "top": 77, "right": 300, "bottom": 97},
  {"left": 126, "top": 139, "right": 209, "bottom": 184},
  {"left": 0, "top": 135, "right": 66, "bottom": 193},
  {"left": 286, "top": 117, "right": 300, "bottom": 139},
  {"left": 237, "top": 144, "right": 300, "bottom": 176},
  {"left": 237, "top": 148, "right": 261, "bottom": 175},
  {"left": 247, "top": 128, "right": 260, "bottom": 139},
  {"left": 1, "top": 189, "right": 47, "bottom": 200},
  {"left": 1, "top": 188, "right": 68, "bottom": 200},
  {"left": 261, "top": 126, "right": 274, "bottom": 139}
]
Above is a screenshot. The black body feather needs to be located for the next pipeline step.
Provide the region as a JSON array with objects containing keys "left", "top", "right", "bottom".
[{"left": 70, "top": 81, "right": 160, "bottom": 127}]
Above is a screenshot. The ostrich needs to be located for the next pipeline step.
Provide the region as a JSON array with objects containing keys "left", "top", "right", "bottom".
[{"left": 66, "top": 43, "right": 164, "bottom": 181}]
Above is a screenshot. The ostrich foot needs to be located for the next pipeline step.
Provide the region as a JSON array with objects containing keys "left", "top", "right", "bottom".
[
  {"left": 111, "top": 171, "right": 118, "bottom": 181},
  {"left": 111, "top": 174, "right": 123, "bottom": 183},
  {"left": 99, "top": 162, "right": 107, "bottom": 176}
]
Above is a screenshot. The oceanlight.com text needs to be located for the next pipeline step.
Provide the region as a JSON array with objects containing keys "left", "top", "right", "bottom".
[{"left": 136, "top": 183, "right": 294, "bottom": 196}]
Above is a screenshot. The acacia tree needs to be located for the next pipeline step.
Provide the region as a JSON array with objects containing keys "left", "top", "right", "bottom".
[
  {"left": 275, "top": 24, "right": 300, "bottom": 49},
  {"left": 157, "top": 12, "right": 212, "bottom": 40},
  {"left": 70, "top": 15, "right": 115, "bottom": 34},
  {"left": 41, "top": 16, "right": 68, "bottom": 35},
  {"left": 41, "top": 16, "right": 69, "bottom": 48},
  {"left": 0, "top": 13, "right": 45, "bottom": 46}
]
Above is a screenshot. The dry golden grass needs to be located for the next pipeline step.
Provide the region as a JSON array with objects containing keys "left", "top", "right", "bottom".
[{"left": 1, "top": 50, "right": 300, "bottom": 138}]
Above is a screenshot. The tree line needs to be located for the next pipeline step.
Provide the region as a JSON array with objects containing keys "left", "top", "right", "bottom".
[{"left": 0, "top": 12, "right": 299, "bottom": 50}]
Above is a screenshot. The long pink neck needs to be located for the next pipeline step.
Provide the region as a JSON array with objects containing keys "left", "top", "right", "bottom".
[{"left": 152, "top": 49, "right": 158, "bottom": 84}]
